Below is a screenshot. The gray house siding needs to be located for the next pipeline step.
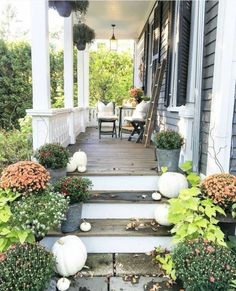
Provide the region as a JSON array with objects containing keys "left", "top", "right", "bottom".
[
  {"left": 157, "top": 1, "right": 179, "bottom": 131},
  {"left": 230, "top": 85, "right": 236, "bottom": 175},
  {"left": 199, "top": 0, "right": 218, "bottom": 175}
]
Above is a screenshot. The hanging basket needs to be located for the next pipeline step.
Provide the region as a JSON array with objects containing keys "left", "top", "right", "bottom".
[
  {"left": 49, "top": 1, "right": 89, "bottom": 18},
  {"left": 53, "top": 1, "right": 73, "bottom": 17},
  {"left": 76, "top": 42, "right": 86, "bottom": 51}
]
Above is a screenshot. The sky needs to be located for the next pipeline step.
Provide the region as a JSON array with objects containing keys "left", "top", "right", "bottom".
[{"left": 0, "top": 0, "right": 134, "bottom": 52}]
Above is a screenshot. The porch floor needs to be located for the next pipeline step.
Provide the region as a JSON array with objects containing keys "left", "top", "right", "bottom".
[{"left": 68, "top": 127, "right": 157, "bottom": 176}]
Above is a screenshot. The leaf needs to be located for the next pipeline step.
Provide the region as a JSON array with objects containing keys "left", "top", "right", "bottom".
[
  {"left": 187, "top": 224, "right": 198, "bottom": 235},
  {"left": 17, "top": 230, "right": 30, "bottom": 244},
  {"left": 187, "top": 172, "right": 201, "bottom": 187},
  {"left": 161, "top": 166, "right": 168, "bottom": 173},
  {"left": 179, "top": 160, "right": 192, "bottom": 173}
]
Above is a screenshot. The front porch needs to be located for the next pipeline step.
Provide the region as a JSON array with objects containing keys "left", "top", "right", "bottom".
[{"left": 68, "top": 127, "right": 157, "bottom": 176}]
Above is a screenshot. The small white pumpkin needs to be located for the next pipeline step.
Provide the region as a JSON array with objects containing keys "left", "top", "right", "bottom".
[
  {"left": 158, "top": 172, "right": 188, "bottom": 198},
  {"left": 77, "top": 166, "right": 87, "bottom": 173},
  {"left": 52, "top": 235, "right": 87, "bottom": 277},
  {"left": 80, "top": 221, "right": 91, "bottom": 232},
  {"left": 66, "top": 158, "right": 77, "bottom": 173},
  {"left": 57, "top": 278, "right": 71, "bottom": 291},
  {"left": 152, "top": 192, "right": 162, "bottom": 201},
  {"left": 154, "top": 203, "right": 171, "bottom": 226},
  {"left": 73, "top": 150, "right": 87, "bottom": 167}
]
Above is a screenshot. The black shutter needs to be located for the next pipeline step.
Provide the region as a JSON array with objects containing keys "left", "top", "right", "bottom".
[
  {"left": 143, "top": 23, "right": 149, "bottom": 95},
  {"left": 164, "top": 1, "right": 175, "bottom": 107},
  {"left": 176, "top": 1, "right": 192, "bottom": 106}
]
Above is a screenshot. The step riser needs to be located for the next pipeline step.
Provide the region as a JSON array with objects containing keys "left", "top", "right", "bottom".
[
  {"left": 82, "top": 203, "right": 157, "bottom": 219},
  {"left": 84, "top": 176, "right": 159, "bottom": 191},
  {"left": 41, "top": 236, "right": 173, "bottom": 253}
]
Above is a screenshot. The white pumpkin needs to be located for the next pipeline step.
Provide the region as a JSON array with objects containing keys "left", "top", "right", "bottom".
[
  {"left": 80, "top": 221, "right": 91, "bottom": 232},
  {"left": 77, "top": 166, "right": 87, "bottom": 173},
  {"left": 57, "top": 278, "right": 71, "bottom": 291},
  {"left": 73, "top": 150, "right": 87, "bottom": 167},
  {"left": 66, "top": 158, "right": 77, "bottom": 173},
  {"left": 52, "top": 235, "right": 87, "bottom": 277},
  {"left": 158, "top": 172, "right": 188, "bottom": 198},
  {"left": 154, "top": 203, "right": 171, "bottom": 226},
  {"left": 152, "top": 192, "right": 162, "bottom": 201}
]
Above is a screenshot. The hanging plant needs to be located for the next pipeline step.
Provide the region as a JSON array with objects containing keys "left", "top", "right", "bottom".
[
  {"left": 73, "top": 23, "right": 95, "bottom": 50},
  {"left": 49, "top": 1, "right": 89, "bottom": 18}
]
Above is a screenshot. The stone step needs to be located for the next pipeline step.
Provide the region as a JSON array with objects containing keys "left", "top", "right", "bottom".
[{"left": 42, "top": 219, "right": 172, "bottom": 253}]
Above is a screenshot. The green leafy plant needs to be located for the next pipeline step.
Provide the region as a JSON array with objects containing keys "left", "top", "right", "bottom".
[
  {"left": 173, "top": 238, "right": 236, "bottom": 291},
  {"left": 155, "top": 246, "right": 176, "bottom": 281},
  {"left": 0, "top": 189, "right": 34, "bottom": 252},
  {"left": 179, "top": 160, "right": 201, "bottom": 187},
  {"left": 0, "top": 161, "right": 50, "bottom": 194},
  {"left": 0, "top": 243, "right": 54, "bottom": 291},
  {"left": 151, "top": 130, "right": 184, "bottom": 150},
  {"left": 73, "top": 23, "right": 95, "bottom": 50},
  {"left": 11, "top": 191, "right": 69, "bottom": 238},
  {"left": 168, "top": 187, "right": 226, "bottom": 245},
  {"left": 34, "top": 143, "right": 70, "bottom": 169},
  {"left": 53, "top": 176, "right": 92, "bottom": 204},
  {"left": 201, "top": 173, "right": 236, "bottom": 210}
]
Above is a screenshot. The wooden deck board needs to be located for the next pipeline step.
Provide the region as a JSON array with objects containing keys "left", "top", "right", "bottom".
[{"left": 68, "top": 128, "right": 158, "bottom": 176}]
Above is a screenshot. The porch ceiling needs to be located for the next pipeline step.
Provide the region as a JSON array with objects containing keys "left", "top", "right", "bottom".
[{"left": 77, "top": 0, "right": 155, "bottom": 39}]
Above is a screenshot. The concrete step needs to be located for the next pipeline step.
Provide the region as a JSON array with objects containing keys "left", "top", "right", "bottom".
[
  {"left": 42, "top": 219, "right": 172, "bottom": 253},
  {"left": 83, "top": 191, "right": 166, "bottom": 219}
]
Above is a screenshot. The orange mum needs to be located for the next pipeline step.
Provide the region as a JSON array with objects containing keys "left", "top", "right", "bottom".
[
  {"left": 0, "top": 161, "right": 50, "bottom": 194},
  {"left": 201, "top": 173, "right": 236, "bottom": 209}
]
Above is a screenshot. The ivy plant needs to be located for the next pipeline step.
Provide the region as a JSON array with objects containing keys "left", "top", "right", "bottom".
[
  {"left": 155, "top": 246, "right": 176, "bottom": 281},
  {"left": 168, "top": 187, "right": 226, "bottom": 246},
  {"left": 0, "top": 189, "right": 34, "bottom": 251}
]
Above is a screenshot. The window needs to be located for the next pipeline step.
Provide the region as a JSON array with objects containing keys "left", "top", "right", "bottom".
[{"left": 165, "top": 0, "right": 192, "bottom": 108}]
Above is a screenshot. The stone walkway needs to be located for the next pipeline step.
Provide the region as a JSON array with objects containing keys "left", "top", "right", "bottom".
[{"left": 49, "top": 254, "right": 182, "bottom": 291}]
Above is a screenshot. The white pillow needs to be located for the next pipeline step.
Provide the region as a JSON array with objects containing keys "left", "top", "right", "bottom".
[
  {"left": 132, "top": 101, "right": 150, "bottom": 120},
  {"left": 97, "top": 101, "right": 114, "bottom": 118}
]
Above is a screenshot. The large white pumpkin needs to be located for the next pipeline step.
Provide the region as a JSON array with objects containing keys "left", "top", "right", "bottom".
[
  {"left": 73, "top": 150, "right": 87, "bottom": 168},
  {"left": 154, "top": 203, "right": 171, "bottom": 226},
  {"left": 158, "top": 172, "right": 188, "bottom": 198},
  {"left": 66, "top": 158, "right": 77, "bottom": 173},
  {"left": 52, "top": 235, "right": 87, "bottom": 277}
]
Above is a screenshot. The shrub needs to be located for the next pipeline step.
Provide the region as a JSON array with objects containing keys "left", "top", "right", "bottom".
[
  {"left": 0, "top": 161, "right": 50, "bottom": 194},
  {"left": 173, "top": 238, "right": 236, "bottom": 291},
  {"left": 201, "top": 173, "right": 236, "bottom": 209},
  {"left": 34, "top": 143, "right": 70, "bottom": 169},
  {"left": 0, "top": 243, "right": 54, "bottom": 291},
  {"left": 11, "top": 191, "right": 69, "bottom": 238},
  {"left": 53, "top": 176, "right": 92, "bottom": 204},
  {"left": 168, "top": 187, "right": 226, "bottom": 245},
  {"left": 151, "top": 130, "right": 184, "bottom": 150},
  {"left": 0, "top": 188, "right": 34, "bottom": 252}
]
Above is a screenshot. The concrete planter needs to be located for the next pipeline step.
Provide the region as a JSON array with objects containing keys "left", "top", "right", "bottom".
[
  {"left": 48, "top": 168, "right": 66, "bottom": 184},
  {"left": 61, "top": 203, "right": 83, "bottom": 233},
  {"left": 155, "top": 148, "right": 180, "bottom": 172}
]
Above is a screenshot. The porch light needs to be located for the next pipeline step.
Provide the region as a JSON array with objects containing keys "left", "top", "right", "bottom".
[{"left": 110, "top": 24, "right": 118, "bottom": 51}]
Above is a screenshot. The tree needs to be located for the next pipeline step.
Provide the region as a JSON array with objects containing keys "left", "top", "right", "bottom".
[{"left": 89, "top": 48, "right": 133, "bottom": 106}]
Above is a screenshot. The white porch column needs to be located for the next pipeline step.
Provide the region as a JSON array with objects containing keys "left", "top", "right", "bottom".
[
  {"left": 64, "top": 15, "right": 76, "bottom": 144},
  {"left": 31, "top": 0, "right": 50, "bottom": 110},
  {"left": 29, "top": 0, "right": 51, "bottom": 150},
  {"left": 77, "top": 46, "right": 90, "bottom": 131},
  {"left": 206, "top": 0, "right": 236, "bottom": 174}
]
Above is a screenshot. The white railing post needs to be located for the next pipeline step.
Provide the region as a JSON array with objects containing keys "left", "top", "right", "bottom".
[{"left": 64, "top": 15, "right": 76, "bottom": 144}]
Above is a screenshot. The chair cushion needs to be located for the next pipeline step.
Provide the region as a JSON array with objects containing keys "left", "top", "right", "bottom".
[
  {"left": 98, "top": 115, "right": 118, "bottom": 121},
  {"left": 125, "top": 101, "right": 150, "bottom": 121},
  {"left": 97, "top": 101, "right": 114, "bottom": 118}
]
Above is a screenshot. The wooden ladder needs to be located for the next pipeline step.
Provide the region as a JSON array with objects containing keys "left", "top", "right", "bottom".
[{"left": 143, "top": 58, "right": 167, "bottom": 148}]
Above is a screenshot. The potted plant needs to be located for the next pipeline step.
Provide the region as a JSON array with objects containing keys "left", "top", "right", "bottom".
[
  {"left": 53, "top": 176, "right": 92, "bottom": 233},
  {"left": 34, "top": 143, "right": 70, "bottom": 183},
  {"left": 49, "top": 0, "right": 89, "bottom": 18},
  {"left": 73, "top": 23, "right": 95, "bottom": 51},
  {"left": 0, "top": 243, "right": 55, "bottom": 290},
  {"left": 129, "top": 87, "right": 144, "bottom": 104},
  {"left": 201, "top": 173, "right": 236, "bottom": 236},
  {"left": 10, "top": 190, "right": 69, "bottom": 241},
  {"left": 151, "top": 130, "right": 184, "bottom": 172}
]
